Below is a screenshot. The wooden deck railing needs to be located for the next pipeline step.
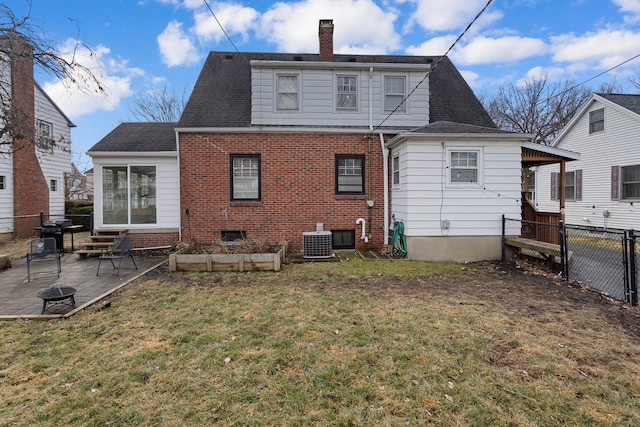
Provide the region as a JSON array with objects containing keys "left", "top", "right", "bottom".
[{"left": 522, "top": 199, "right": 561, "bottom": 244}]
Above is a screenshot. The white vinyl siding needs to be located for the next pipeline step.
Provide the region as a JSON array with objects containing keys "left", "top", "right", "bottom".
[
  {"left": 390, "top": 139, "right": 521, "bottom": 237},
  {"left": 536, "top": 97, "right": 640, "bottom": 230},
  {"left": 34, "top": 85, "right": 72, "bottom": 217},
  {"left": 92, "top": 156, "right": 180, "bottom": 231},
  {"left": 251, "top": 62, "right": 429, "bottom": 128}
]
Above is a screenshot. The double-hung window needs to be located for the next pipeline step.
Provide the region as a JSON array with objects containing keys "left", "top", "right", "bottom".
[
  {"left": 589, "top": 108, "right": 604, "bottom": 133},
  {"left": 449, "top": 149, "right": 480, "bottom": 184},
  {"left": 392, "top": 153, "right": 400, "bottom": 186},
  {"left": 37, "top": 120, "right": 53, "bottom": 152},
  {"left": 622, "top": 165, "right": 640, "bottom": 200},
  {"left": 337, "top": 75, "right": 357, "bottom": 110},
  {"left": 103, "top": 165, "right": 157, "bottom": 224},
  {"left": 384, "top": 76, "right": 406, "bottom": 111},
  {"left": 336, "top": 155, "right": 365, "bottom": 195},
  {"left": 277, "top": 74, "right": 298, "bottom": 110},
  {"left": 231, "top": 155, "right": 260, "bottom": 201}
]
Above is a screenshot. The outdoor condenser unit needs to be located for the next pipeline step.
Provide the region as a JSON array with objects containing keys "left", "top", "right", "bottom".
[{"left": 303, "top": 231, "right": 332, "bottom": 259}]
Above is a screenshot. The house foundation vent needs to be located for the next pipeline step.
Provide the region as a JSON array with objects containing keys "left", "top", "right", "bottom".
[{"left": 303, "top": 231, "right": 332, "bottom": 258}]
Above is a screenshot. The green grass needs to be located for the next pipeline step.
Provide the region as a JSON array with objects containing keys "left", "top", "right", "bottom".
[{"left": 1, "top": 256, "right": 639, "bottom": 426}]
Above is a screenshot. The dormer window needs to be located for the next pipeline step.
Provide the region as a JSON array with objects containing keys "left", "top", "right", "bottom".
[
  {"left": 337, "top": 75, "right": 357, "bottom": 110},
  {"left": 37, "top": 120, "right": 53, "bottom": 152},
  {"left": 277, "top": 74, "right": 299, "bottom": 111},
  {"left": 589, "top": 108, "right": 604, "bottom": 133}
]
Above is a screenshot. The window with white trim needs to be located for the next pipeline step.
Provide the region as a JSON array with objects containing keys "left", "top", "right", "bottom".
[
  {"left": 392, "top": 153, "right": 400, "bottom": 186},
  {"left": 384, "top": 76, "right": 405, "bottom": 111},
  {"left": 448, "top": 149, "right": 481, "bottom": 185},
  {"left": 337, "top": 75, "right": 357, "bottom": 110},
  {"left": 50, "top": 179, "right": 57, "bottom": 192},
  {"left": 277, "top": 74, "right": 298, "bottom": 110},
  {"left": 102, "top": 165, "right": 157, "bottom": 224},
  {"left": 0, "top": 176, "right": 4, "bottom": 190},
  {"left": 231, "top": 155, "right": 260, "bottom": 201},
  {"left": 37, "top": 120, "right": 53, "bottom": 152}
]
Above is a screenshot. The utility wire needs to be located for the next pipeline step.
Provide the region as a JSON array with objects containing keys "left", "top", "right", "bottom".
[
  {"left": 203, "top": 0, "right": 240, "bottom": 53},
  {"left": 370, "top": 0, "right": 494, "bottom": 134}
]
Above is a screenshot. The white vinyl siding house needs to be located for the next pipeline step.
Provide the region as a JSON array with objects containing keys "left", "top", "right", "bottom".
[
  {"left": 34, "top": 84, "right": 73, "bottom": 217},
  {"left": 387, "top": 125, "right": 527, "bottom": 262},
  {"left": 536, "top": 94, "right": 640, "bottom": 230},
  {"left": 250, "top": 61, "right": 430, "bottom": 128}
]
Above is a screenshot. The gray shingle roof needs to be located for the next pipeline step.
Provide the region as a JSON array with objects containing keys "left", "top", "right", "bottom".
[
  {"left": 598, "top": 93, "right": 640, "bottom": 115},
  {"left": 408, "top": 121, "right": 512, "bottom": 134},
  {"left": 178, "top": 52, "right": 496, "bottom": 129},
  {"left": 88, "top": 122, "right": 176, "bottom": 153}
]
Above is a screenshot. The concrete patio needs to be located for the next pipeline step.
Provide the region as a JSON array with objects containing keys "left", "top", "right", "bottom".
[{"left": 0, "top": 251, "right": 167, "bottom": 319}]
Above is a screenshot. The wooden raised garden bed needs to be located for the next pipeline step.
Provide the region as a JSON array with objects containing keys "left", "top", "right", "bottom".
[{"left": 169, "top": 246, "right": 286, "bottom": 272}]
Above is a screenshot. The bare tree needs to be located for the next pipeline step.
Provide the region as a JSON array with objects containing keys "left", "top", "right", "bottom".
[
  {"left": 486, "top": 76, "right": 591, "bottom": 145},
  {"left": 0, "top": 2, "right": 104, "bottom": 152},
  {"left": 129, "top": 84, "right": 187, "bottom": 122}
]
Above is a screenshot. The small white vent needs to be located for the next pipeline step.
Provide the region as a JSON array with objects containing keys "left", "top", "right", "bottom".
[{"left": 303, "top": 231, "right": 332, "bottom": 258}]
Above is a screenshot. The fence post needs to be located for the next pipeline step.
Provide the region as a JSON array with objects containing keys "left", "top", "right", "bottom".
[
  {"left": 501, "top": 214, "right": 506, "bottom": 262},
  {"left": 629, "top": 229, "right": 638, "bottom": 306},
  {"left": 559, "top": 220, "right": 567, "bottom": 280}
]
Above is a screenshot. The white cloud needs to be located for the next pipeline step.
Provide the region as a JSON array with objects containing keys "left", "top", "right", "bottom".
[
  {"left": 192, "top": 3, "right": 258, "bottom": 44},
  {"left": 551, "top": 30, "right": 640, "bottom": 69},
  {"left": 41, "top": 40, "right": 142, "bottom": 118},
  {"left": 407, "top": 0, "right": 503, "bottom": 33},
  {"left": 259, "top": 0, "right": 401, "bottom": 53},
  {"left": 613, "top": 0, "right": 640, "bottom": 22},
  {"left": 157, "top": 20, "right": 201, "bottom": 67},
  {"left": 452, "top": 36, "right": 548, "bottom": 65},
  {"left": 405, "top": 35, "right": 457, "bottom": 55}
]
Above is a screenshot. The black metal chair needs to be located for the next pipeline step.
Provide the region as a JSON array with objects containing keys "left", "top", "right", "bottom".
[
  {"left": 27, "top": 237, "right": 61, "bottom": 282},
  {"left": 96, "top": 235, "right": 138, "bottom": 276}
]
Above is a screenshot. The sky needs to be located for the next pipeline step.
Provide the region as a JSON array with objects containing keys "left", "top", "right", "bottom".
[{"left": 9, "top": 0, "right": 640, "bottom": 169}]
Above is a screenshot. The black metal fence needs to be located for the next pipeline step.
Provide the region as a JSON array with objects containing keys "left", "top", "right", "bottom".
[
  {"left": 0, "top": 213, "right": 92, "bottom": 259},
  {"left": 503, "top": 216, "right": 638, "bottom": 306}
]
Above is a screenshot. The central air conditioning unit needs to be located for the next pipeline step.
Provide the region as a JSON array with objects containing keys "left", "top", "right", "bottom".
[{"left": 303, "top": 231, "right": 332, "bottom": 259}]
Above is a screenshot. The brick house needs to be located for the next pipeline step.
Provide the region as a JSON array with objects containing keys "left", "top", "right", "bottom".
[
  {"left": 89, "top": 20, "right": 546, "bottom": 261},
  {"left": 0, "top": 35, "right": 74, "bottom": 236}
]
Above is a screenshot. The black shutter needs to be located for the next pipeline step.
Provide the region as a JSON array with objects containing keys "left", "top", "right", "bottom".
[{"left": 611, "top": 166, "right": 619, "bottom": 201}]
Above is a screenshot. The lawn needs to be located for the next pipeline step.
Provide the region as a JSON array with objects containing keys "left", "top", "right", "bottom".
[{"left": 1, "top": 256, "right": 639, "bottom": 426}]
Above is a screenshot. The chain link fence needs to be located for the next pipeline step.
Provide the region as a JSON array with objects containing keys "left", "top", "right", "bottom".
[
  {"left": 503, "top": 216, "right": 638, "bottom": 306},
  {"left": 0, "top": 213, "right": 92, "bottom": 260}
]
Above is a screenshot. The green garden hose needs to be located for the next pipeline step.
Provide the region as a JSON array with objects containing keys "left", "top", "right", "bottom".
[{"left": 391, "top": 221, "right": 407, "bottom": 258}]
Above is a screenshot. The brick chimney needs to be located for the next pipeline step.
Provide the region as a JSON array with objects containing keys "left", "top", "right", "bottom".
[
  {"left": 319, "top": 19, "right": 334, "bottom": 62},
  {"left": 5, "top": 34, "right": 50, "bottom": 230}
]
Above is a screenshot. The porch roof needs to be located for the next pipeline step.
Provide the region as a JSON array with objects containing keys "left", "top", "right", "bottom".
[{"left": 521, "top": 141, "right": 580, "bottom": 167}]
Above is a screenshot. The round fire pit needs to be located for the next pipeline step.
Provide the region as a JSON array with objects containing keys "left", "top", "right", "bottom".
[{"left": 36, "top": 286, "right": 77, "bottom": 314}]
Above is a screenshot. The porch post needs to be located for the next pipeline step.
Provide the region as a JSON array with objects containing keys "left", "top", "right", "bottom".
[{"left": 559, "top": 160, "right": 566, "bottom": 218}]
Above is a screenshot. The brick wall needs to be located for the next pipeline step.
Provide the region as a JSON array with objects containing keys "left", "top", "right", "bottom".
[
  {"left": 179, "top": 132, "right": 387, "bottom": 252},
  {"left": 8, "top": 37, "right": 50, "bottom": 236},
  {"left": 130, "top": 231, "right": 180, "bottom": 249}
]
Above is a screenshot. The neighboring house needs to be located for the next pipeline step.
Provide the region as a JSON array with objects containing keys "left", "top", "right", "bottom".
[
  {"left": 89, "top": 20, "right": 564, "bottom": 261},
  {"left": 66, "top": 163, "right": 93, "bottom": 201},
  {"left": 536, "top": 93, "right": 640, "bottom": 231},
  {"left": 0, "top": 36, "right": 74, "bottom": 236}
]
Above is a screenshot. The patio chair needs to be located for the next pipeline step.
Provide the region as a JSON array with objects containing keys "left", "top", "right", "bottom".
[
  {"left": 96, "top": 235, "right": 138, "bottom": 276},
  {"left": 27, "top": 237, "right": 62, "bottom": 282}
]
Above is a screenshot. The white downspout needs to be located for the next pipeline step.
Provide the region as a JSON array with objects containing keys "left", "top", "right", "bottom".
[
  {"left": 175, "top": 129, "right": 182, "bottom": 242},
  {"left": 380, "top": 133, "right": 389, "bottom": 246},
  {"left": 369, "top": 67, "right": 389, "bottom": 246}
]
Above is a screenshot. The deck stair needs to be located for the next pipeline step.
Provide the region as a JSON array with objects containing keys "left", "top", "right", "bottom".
[
  {"left": 75, "top": 229, "right": 129, "bottom": 258},
  {"left": 505, "top": 237, "right": 573, "bottom": 265}
]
